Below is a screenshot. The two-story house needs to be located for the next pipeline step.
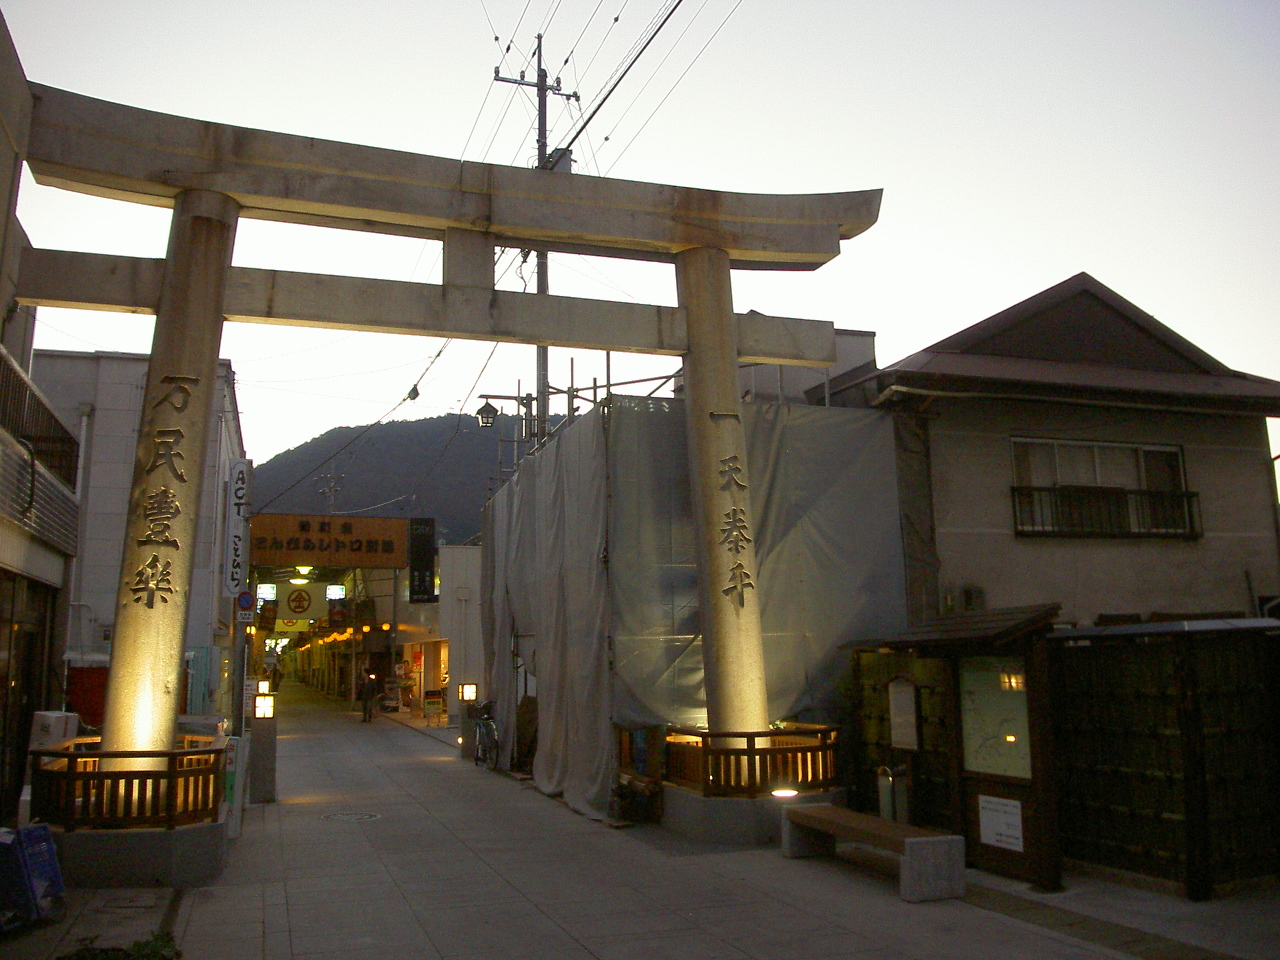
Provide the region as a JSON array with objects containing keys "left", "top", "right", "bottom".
[{"left": 821, "top": 272, "right": 1280, "bottom": 625}]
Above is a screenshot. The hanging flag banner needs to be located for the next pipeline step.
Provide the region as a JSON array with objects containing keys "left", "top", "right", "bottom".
[
  {"left": 408, "top": 517, "right": 437, "bottom": 603},
  {"left": 223, "top": 459, "right": 252, "bottom": 596}
]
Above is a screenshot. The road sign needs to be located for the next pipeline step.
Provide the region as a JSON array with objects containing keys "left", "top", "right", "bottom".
[{"left": 236, "top": 590, "right": 254, "bottom": 611}]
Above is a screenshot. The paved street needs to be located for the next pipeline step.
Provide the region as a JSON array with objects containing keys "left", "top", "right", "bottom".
[{"left": 11, "top": 681, "right": 1275, "bottom": 960}]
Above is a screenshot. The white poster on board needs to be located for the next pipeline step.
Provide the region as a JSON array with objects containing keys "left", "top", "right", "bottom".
[{"left": 978, "top": 795, "right": 1024, "bottom": 852}]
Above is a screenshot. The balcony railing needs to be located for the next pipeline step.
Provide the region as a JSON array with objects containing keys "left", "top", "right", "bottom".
[
  {"left": 666, "top": 724, "right": 838, "bottom": 798},
  {"left": 0, "top": 345, "right": 78, "bottom": 489},
  {"left": 1012, "top": 486, "right": 1201, "bottom": 539},
  {"left": 28, "top": 735, "right": 225, "bottom": 831}
]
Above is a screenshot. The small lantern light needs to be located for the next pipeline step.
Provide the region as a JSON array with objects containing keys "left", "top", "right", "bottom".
[
  {"left": 257, "top": 679, "right": 271, "bottom": 694},
  {"left": 476, "top": 400, "right": 499, "bottom": 428},
  {"left": 381, "top": 622, "right": 391, "bottom": 631},
  {"left": 254, "top": 694, "right": 275, "bottom": 719},
  {"left": 458, "top": 683, "right": 478, "bottom": 702}
]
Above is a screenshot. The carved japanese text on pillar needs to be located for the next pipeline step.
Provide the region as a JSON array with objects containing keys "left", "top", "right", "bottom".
[
  {"left": 716, "top": 453, "right": 755, "bottom": 607},
  {"left": 137, "top": 487, "right": 181, "bottom": 548},
  {"left": 127, "top": 375, "right": 200, "bottom": 609},
  {"left": 131, "top": 554, "right": 174, "bottom": 608}
]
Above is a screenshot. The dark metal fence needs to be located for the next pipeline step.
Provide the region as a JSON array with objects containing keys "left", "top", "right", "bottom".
[
  {"left": 0, "top": 347, "right": 78, "bottom": 489},
  {"left": 1012, "top": 486, "right": 1201, "bottom": 539}
]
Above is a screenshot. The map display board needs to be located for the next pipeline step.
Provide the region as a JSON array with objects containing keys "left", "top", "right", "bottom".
[{"left": 959, "top": 656, "right": 1031, "bottom": 778}]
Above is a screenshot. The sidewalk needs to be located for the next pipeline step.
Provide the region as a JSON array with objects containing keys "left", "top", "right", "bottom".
[{"left": 8, "top": 682, "right": 1277, "bottom": 960}]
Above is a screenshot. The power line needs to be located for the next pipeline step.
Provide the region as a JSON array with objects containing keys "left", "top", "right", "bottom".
[
  {"left": 553, "top": 0, "right": 686, "bottom": 159},
  {"left": 597, "top": 0, "right": 712, "bottom": 146},
  {"left": 606, "top": 0, "right": 744, "bottom": 174}
]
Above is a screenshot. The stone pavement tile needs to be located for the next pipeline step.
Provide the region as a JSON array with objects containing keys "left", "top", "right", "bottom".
[
  {"left": 397, "top": 874, "right": 524, "bottom": 908},
  {"left": 285, "top": 882, "right": 404, "bottom": 907},
  {"left": 180, "top": 935, "right": 265, "bottom": 960},
  {"left": 288, "top": 928, "right": 430, "bottom": 957},
  {"left": 579, "top": 929, "right": 753, "bottom": 960},
  {"left": 553, "top": 905, "right": 701, "bottom": 940}
]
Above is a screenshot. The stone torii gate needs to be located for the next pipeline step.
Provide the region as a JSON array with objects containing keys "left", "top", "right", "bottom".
[{"left": 16, "top": 83, "right": 880, "bottom": 754}]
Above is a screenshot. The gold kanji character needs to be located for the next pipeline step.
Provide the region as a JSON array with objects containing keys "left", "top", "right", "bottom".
[
  {"left": 130, "top": 554, "right": 174, "bottom": 608},
  {"left": 721, "top": 561, "right": 755, "bottom": 607},
  {"left": 718, "top": 507, "right": 753, "bottom": 554},
  {"left": 146, "top": 428, "right": 187, "bottom": 482},
  {"left": 137, "top": 487, "right": 181, "bottom": 548}
]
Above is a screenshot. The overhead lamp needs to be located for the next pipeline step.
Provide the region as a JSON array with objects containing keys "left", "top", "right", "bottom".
[
  {"left": 289, "top": 577, "right": 309, "bottom": 585},
  {"left": 476, "top": 400, "right": 499, "bottom": 428},
  {"left": 295, "top": 566, "right": 313, "bottom": 575},
  {"left": 771, "top": 788, "right": 799, "bottom": 798}
]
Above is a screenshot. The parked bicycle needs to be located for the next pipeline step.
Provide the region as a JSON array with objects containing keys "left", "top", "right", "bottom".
[{"left": 474, "top": 699, "right": 500, "bottom": 771}]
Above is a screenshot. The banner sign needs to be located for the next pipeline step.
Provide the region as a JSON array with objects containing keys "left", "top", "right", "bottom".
[
  {"left": 408, "top": 517, "right": 438, "bottom": 603},
  {"left": 250, "top": 514, "right": 409, "bottom": 569},
  {"left": 223, "top": 459, "right": 252, "bottom": 596}
]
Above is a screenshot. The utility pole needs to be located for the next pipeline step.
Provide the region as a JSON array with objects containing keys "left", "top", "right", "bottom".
[
  {"left": 317, "top": 464, "right": 342, "bottom": 514},
  {"left": 495, "top": 34, "right": 577, "bottom": 445}
]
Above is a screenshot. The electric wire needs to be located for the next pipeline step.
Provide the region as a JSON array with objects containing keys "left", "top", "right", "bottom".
[
  {"left": 606, "top": 0, "right": 743, "bottom": 174},
  {"left": 553, "top": 0, "right": 686, "bottom": 160},
  {"left": 334, "top": 340, "right": 502, "bottom": 516},
  {"left": 597, "top": 0, "right": 711, "bottom": 146},
  {"left": 562, "top": 0, "right": 607, "bottom": 70}
]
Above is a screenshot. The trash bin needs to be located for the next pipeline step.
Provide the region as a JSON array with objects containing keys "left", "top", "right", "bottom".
[{"left": 877, "top": 765, "right": 910, "bottom": 823}]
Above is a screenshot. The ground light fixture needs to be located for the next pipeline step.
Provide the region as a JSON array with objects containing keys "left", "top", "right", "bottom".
[
  {"left": 257, "top": 679, "right": 271, "bottom": 694},
  {"left": 254, "top": 694, "right": 275, "bottom": 719},
  {"left": 476, "top": 400, "right": 499, "bottom": 428},
  {"left": 458, "top": 683, "right": 478, "bottom": 702}
]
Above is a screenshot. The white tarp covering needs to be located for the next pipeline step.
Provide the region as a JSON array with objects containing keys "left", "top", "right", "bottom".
[{"left": 482, "top": 398, "right": 906, "bottom": 818}]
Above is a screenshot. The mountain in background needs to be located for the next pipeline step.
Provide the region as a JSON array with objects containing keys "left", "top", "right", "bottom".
[{"left": 251, "top": 414, "right": 528, "bottom": 543}]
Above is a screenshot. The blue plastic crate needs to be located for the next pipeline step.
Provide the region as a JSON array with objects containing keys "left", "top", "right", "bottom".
[
  {"left": 17, "top": 824, "right": 64, "bottom": 918},
  {"left": 0, "top": 828, "right": 37, "bottom": 931}
]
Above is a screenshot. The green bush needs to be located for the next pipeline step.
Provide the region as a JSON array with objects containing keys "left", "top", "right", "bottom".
[{"left": 56, "top": 930, "right": 181, "bottom": 959}]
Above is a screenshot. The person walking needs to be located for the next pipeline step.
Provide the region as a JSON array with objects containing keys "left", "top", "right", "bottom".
[{"left": 359, "top": 673, "right": 379, "bottom": 722}]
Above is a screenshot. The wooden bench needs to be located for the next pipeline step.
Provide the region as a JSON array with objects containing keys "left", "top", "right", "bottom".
[{"left": 782, "top": 804, "right": 965, "bottom": 902}]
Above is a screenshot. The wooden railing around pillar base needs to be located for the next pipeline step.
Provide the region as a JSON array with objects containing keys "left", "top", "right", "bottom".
[
  {"left": 666, "top": 724, "right": 838, "bottom": 798},
  {"left": 29, "top": 735, "right": 226, "bottom": 831}
]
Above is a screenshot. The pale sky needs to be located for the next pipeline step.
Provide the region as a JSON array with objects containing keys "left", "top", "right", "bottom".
[{"left": 3, "top": 1, "right": 1277, "bottom": 477}]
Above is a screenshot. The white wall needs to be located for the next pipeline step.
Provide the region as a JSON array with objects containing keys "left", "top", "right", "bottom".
[
  {"left": 929, "top": 397, "right": 1280, "bottom": 626},
  {"left": 438, "top": 545, "right": 482, "bottom": 720}
]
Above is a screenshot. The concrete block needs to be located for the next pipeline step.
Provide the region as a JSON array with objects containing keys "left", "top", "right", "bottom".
[
  {"left": 55, "top": 819, "right": 227, "bottom": 887},
  {"left": 780, "top": 817, "right": 836, "bottom": 859},
  {"left": 900, "top": 834, "right": 966, "bottom": 902}
]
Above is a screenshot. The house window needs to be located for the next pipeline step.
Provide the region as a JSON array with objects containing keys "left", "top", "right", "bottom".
[{"left": 1010, "top": 439, "right": 1200, "bottom": 538}]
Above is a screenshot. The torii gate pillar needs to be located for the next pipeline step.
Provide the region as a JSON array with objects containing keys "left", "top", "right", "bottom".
[
  {"left": 677, "top": 247, "right": 769, "bottom": 733},
  {"left": 99, "top": 189, "right": 240, "bottom": 760}
]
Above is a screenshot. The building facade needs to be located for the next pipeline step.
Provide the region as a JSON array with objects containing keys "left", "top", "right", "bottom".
[{"left": 822, "top": 273, "right": 1280, "bottom": 625}]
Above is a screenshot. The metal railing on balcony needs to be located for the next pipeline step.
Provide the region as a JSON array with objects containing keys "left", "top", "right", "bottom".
[
  {"left": 666, "top": 724, "right": 838, "bottom": 798},
  {"left": 1012, "top": 486, "right": 1202, "bottom": 539},
  {"left": 28, "top": 735, "right": 225, "bottom": 831},
  {"left": 0, "top": 345, "right": 78, "bottom": 489}
]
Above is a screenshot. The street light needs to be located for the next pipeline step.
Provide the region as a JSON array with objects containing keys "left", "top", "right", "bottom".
[{"left": 475, "top": 400, "right": 499, "bottom": 428}]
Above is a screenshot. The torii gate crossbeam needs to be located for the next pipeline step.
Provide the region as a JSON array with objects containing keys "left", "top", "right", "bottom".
[{"left": 19, "top": 80, "right": 881, "bottom": 754}]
